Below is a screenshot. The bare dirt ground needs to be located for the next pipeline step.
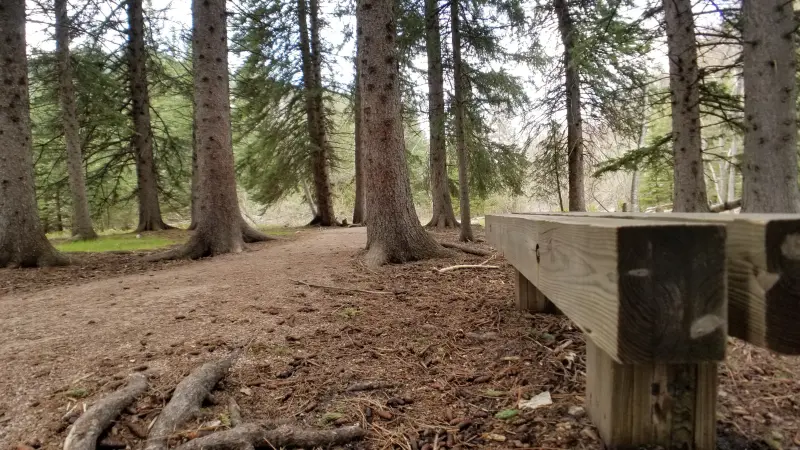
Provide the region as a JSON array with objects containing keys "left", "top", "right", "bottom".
[{"left": 1, "top": 227, "right": 799, "bottom": 450}]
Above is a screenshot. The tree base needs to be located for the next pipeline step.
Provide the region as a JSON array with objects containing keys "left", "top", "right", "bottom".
[
  {"left": 364, "top": 232, "right": 449, "bottom": 267},
  {"left": 425, "top": 213, "right": 459, "bottom": 228},
  {"left": 146, "top": 223, "right": 274, "bottom": 262},
  {"left": 0, "top": 247, "right": 69, "bottom": 269},
  {"left": 136, "top": 219, "right": 174, "bottom": 233},
  {"left": 69, "top": 230, "right": 99, "bottom": 241},
  {"left": 307, "top": 214, "right": 338, "bottom": 227}
]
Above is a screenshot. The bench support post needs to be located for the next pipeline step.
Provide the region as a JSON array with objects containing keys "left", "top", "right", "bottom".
[
  {"left": 585, "top": 339, "right": 718, "bottom": 450},
  {"left": 515, "top": 269, "right": 560, "bottom": 314}
]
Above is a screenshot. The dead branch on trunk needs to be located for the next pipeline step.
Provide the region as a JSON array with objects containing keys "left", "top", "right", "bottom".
[
  {"left": 64, "top": 373, "right": 148, "bottom": 450},
  {"left": 438, "top": 241, "right": 492, "bottom": 257},
  {"left": 174, "top": 423, "right": 365, "bottom": 450},
  {"left": 289, "top": 278, "right": 393, "bottom": 295},
  {"left": 145, "top": 354, "right": 238, "bottom": 450},
  {"left": 709, "top": 198, "right": 742, "bottom": 212},
  {"left": 437, "top": 264, "right": 500, "bottom": 273}
]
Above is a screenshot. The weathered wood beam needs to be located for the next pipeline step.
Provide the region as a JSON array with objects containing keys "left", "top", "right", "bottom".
[
  {"left": 585, "top": 339, "right": 718, "bottom": 450},
  {"left": 515, "top": 269, "right": 561, "bottom": 314},
  {"left": 515, "top": 212, "right": 800, "bottom": 354},
  {"left": 486, "top": 214, "right": 727, "bottom": 364}
]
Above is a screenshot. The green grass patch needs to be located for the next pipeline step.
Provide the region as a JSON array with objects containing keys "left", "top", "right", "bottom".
[
  {"left": 53, "top": 231, "right": 187, "bottom": 253},
  {"left": 49, "top": 225, "right": 300, "bottom": 253}
]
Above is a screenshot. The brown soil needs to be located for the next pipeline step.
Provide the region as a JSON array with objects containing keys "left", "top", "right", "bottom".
[{"left": 1, "top": 227, "right": 798, "bottom": 449}]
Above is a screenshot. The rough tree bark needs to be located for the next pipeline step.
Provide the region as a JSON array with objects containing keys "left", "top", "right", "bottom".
[
  {"left": 64, "top": 374, "right": 148, "bottom": 450},
  {"left": 741, "top": 0, "right": 800, "bottom": 212},
  {"left": 727, "top": 138, "right": 737, "bottom": 203},
  {"left": 149, "top": 0, "right": 272, "bottom": 260},
  {"left": 55, "top": 0, "right": 97, "bottom": 240},
  {"left": 188, "top": 124, "right": 198, "bottom": 230},
  {"left": 127, "top": 0, "right": 170, "bottom": 231},
  {"left": 352, "top": 43, "right": 366, "bottom": 224},
  {"left": 298, "top": 0, "right": 336, "bottom": 226},
  {"left": 425, "top": 0, "right": 457, "bottom": 228},
  {"left": 554, "top": 0, "right": 585, "bottom": 212},
  {"left": 0, "top": 0, "right": 67, "bottom": 268},
  {"left": 55, "top": 190, "right": 64, "bottom": 232},
  {"left": 663, "top": 0, "right": 709, "bottom": 212},
  {"left": 451, "top": 0, "right": 473, "bottom": 241},
  {"left": 358, "top": 0, "right": 445, "bottom": 266}
]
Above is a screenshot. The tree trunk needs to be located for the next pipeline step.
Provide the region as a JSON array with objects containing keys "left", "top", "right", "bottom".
[
  {"left": 127, "top": 0, "right": 170, "bottom": 231},
  {"left": 554, "top": 0, "right": 585, "bottom": 212},
  {"left": 630, "top": 91, "right": 647, "bottom": 212},
  {"left": 0, "top": 0, "right": 67, "bottom": 268},
  {"left": 663, "top": 0, "right": 709, "bottom": 212},
  {"left": 150, "top": 0, "right": 272, "bottom": 260},
  {"left": 357, "top": 0, "right": 444, "bottom": 266},
  {"left": 55, "top": 190, "right": 64, "bottom": 232},
  {"left": 298, "top": 0, "right": 336, "bottom": 226},
  {"left": 741, "top": 0, "right": 800, "bottom": 212},
  {"left": 425, "top": 0, "right": 457, "bottom": 228},
  {"left": 309, "top": 0, "right": 336, "bottom": 225},
  {"left": 352, "top": 46, "right": 366, "bottom": 224},
  {"left": 188, "top": 121, "right": 198, "bottom": 230},
  {"left": 55, "top": 0, "right": 97, "bottom": 240},
  {"left": 302, "top": 181, "right": 318, "bottom": 218},
  {"left": 451, "top": 0, "right": 473, "bottom": 241},
  {"left": 727, "top": 138, "right": 737, "bottom": 204}
]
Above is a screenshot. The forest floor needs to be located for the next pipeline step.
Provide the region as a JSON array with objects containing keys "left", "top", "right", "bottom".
[{"left": 0, "top": 227, "right": 798, "bottom": 450}]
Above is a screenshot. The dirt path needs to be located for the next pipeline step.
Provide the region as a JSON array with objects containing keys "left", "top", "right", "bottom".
[
  {"left": 2, "top": 228, "right": 798, "bottom": 450},
  {"left": 1, "top": 228, "right": 367, "bottom": 447}
]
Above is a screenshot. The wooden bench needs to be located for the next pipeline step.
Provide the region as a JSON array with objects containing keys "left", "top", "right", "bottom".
[
  {"left": 486, "top": 213, "right": 799, "bottom": 450},
  {"left": 516, "top": 212, "right": 800, "bottom": 354}
]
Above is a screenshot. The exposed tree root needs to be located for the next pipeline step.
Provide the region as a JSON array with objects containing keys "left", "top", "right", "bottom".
[
  {"left": 228, "top": 397, "right": 242, "bottom": 427},
  {"left": 438, "top": 241, "right": 492, "bottom": 257},
  {"left": 145, "top": 223, "right": 276, "bottom": 262},
  {"left": 143, "top": 239, "right": 205, "bottom": 262},
  {"left": 145, "top": 354, "right": 238, "bottom": 450},
  {"left": 709, "top": 198, "right": 742, "bottom": 212},
  {"left": 240, "top": 223, "right": 275, "bottom": 243},
  {"left": 289, "top": 278, "right": 393, "bottom": 295},
  {"left": 425, "top": 214, "right": 459, "bottom": 228},
  {"left": 64, "top": 373, "right": 148, "bottom": 450},
  {"left": 174, "top": 423, "right": 366, "bottom": 450}
]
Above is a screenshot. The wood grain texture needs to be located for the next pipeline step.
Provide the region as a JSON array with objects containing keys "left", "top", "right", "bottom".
[
  {"left": 487, "top": 214, "right": 726, "bottom": 363},
  {"left": 515, "top": 212, "right": 800, "bottom": 354},
  {"left": 515, "top": 269, "right": 561, "bottom": 314},
  {"left": 585, "top": 339, "right": 718, "bottom": 450}
]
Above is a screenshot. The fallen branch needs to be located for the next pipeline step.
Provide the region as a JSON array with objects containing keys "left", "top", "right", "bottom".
[
  {"left": 439, "top": 242, "right": 493, "bottom": 257},
  {"left": 709, "top": 198, "right": 742, "bottom": 212},
  {"left": 64, "top": 373, "right": 148, "bottom": 450},
  {"left": 437, "top": 264, "right": 500, "bottom": 273},
  {"left": 174, "top": 423, "right": 365, "bottom": 450},
  {"left": 145, "top": 354, "right": 237, "bottom": 450},
  {"left": 346, "top": 381, "right": 395, "bottom": 392},
  {"left": 289, "top": 278, "right": 392, "bottom": 295}
]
